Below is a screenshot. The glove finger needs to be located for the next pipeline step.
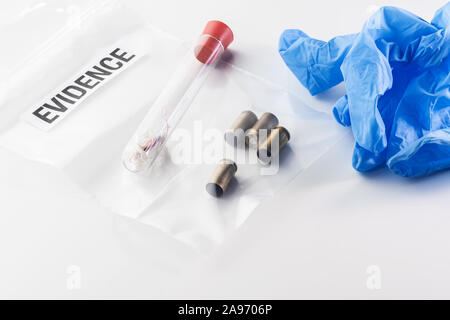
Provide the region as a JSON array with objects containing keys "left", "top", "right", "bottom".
[
  {"left": 341, "top": 44, "right": 391, "bottom": 154},
  {"left": 279, "top": 29, "right": 357, "bottom": 96},
  {"left": 431, "top": 2, "right": 450, "bottom": 29},
  {"left": 387, "top": 129, "right": 450, "bottom": 177},
  {"left": 352, "top": 143, "right": 386, "bottom": 172},
  {"left": 332, "top": 95, "right": 351, "bottom": 127}
]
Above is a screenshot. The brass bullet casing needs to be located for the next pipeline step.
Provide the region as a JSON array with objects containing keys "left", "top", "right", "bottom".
[
  {"left": 257, "top": 126, "right": 290, "bottom": 165},
  {"left": 206, "top": 159, "right": 238, "bottom": 197},
  {"left": 224, "top": 111, "right": 258, "bottom": 147},
  {"left": 246, "top": 112, "right": 279, "bottom": 148}
]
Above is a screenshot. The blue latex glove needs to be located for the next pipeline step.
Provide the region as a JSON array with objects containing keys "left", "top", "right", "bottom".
[{"left": 279, "top": 3, "right": 450, "bottom": 177}]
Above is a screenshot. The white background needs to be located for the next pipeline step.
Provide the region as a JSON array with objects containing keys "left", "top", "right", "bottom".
[{"left": 0, "top": 0, "right": 449, "bottom": 299}]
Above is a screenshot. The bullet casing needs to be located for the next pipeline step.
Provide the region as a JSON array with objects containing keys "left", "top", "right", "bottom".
[
  {"left": 257, "top": 126, "right": 290, "bottom": 165},
  {"left": 224, "top": 111, "right": 258, "bottom": 147},
  {"left": 206, "top": 159, "right": 238, "bottom": 197},
  {"left": 246, "top": 112, "right": 279, "bottom": 148}
]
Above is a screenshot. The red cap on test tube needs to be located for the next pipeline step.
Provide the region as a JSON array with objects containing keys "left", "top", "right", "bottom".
[{"left": 195, "top": 20, "right": 234, "bottom": 64}]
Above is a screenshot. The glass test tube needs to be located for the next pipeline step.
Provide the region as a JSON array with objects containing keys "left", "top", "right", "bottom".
[{"left": 122, "top": 20, "right": 233, "bottom": 173}]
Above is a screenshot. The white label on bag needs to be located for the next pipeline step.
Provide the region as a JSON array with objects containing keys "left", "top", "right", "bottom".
[{"left": 22, "top": 47, "right": 143, "bottom": 131}]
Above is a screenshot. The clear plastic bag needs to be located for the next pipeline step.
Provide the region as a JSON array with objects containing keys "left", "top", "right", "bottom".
[{"left": 0, "top": 0, "right": 345, "bottom": 253}]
